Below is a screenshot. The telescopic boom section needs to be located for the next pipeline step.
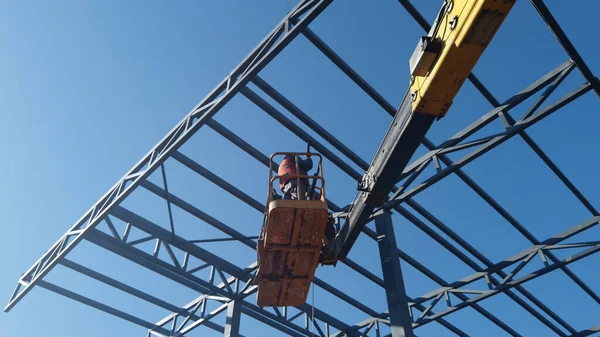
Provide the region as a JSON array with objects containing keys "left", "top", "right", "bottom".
[{"left": 335, "top": 0, "right": 516, "bottom": 260}]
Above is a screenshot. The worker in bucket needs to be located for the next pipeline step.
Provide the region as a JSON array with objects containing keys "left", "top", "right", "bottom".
[{"left": 278, "top": 153, "right": 313, "bottom": 200}]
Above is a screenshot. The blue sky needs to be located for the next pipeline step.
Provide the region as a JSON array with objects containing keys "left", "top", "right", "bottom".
[{"left": 1, "top": 0, "right": 600, "bottom": 336}]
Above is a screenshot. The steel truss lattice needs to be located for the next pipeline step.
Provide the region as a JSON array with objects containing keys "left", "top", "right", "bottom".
[{"left": 6, "top": 0, "right": 600, "bottom": 336}]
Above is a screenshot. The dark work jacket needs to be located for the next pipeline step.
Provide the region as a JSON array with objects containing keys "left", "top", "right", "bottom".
[{"left": 278, "top": 155, "right": 313, "bottom": 189}]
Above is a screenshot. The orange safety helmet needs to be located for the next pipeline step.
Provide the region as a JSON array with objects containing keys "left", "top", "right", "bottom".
[{"left": 277, "top": 155, "right": 307, "bottom": 189}]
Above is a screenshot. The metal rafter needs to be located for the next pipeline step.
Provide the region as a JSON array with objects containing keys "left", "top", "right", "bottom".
[
  {"left": 5, "top": 0, "right": 332, "bottom": 313},
  {"left": 409, "top": 216, "right": 600, "bottom": 329}
]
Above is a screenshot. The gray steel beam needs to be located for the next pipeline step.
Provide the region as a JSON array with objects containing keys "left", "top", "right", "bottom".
[
  {"left": 149, "top": 269, "right": 255, "bottom": 337},
  {"left": 396, "top": 60, "right": 573, "bottom": 181},
  {"left": 300, "top": 27, "right": 397, "bottom": 116},
  {"left": 37, "top": 280, "right": 171, "bottom": 336},
  {"left": 81, "top": 216, "right": 305, "bottom": 337},
  {"left": 5, "top": 0, "right": 332, "bottom": 313},
  {"left": 360, "top": 226, "right": 521, "bottom": 337},
  {"left": 170, "top": 50, "right": 584, "bottom": 336},
  {"left": 239, "top": 306, "right": 307, "bottom": 337},
  {"left": 205, "top": 119, "right": 344, "bottom": 211},
  {"left": 237, "top": 69, "right": 583, "bottom": 335},
  {"left": 108, "top": 206, "right": 355, "bottom": 334},
  {"left": 85, "top": 228, "right": 348, "bottom": 337},
  {"left": 58, "top": 259, "right": 230, "bottom": 335},
  {"left": 405, "top": 201, "right": 576, "bottom": 335},
  {"left": 365, "top": 216, "right": 600, "bottom": 335},
  {"left": 529, "top": 0, "right": 600, "bottom": 98},
  {"left": 409, "top": 216, "right": 600, "bottom": 328},
  {"left": 297, "top": 26, "right": 593, "bottom": 309},
  {"left": 240, "top": 86, "right": 362, "bottom": 180},
  {"left": 224, "top": 301, "right": 242, "bottom": 337},
  {"left": 392, "top": 204, "right": 569, "bottom": 336},
  {"left": 384, "top": 82, "right": 592, "bottom": 209},
  {"left": 252, "top": 76, "right": 369, "bottom": 169},
  {"left": 375, "top": 211, "right": 414, "bottom": 337}
]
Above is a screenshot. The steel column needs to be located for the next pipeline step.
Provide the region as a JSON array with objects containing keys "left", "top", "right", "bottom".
[
  {"left": 224, "top": 301, "right": 242, "bottom": 337},
  {"left": 375, "top": 211, "right": 414, "bottom": 337}
]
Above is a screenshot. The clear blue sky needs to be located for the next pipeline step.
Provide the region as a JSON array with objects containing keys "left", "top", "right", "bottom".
[{"left": 1, "top": 0, "right": 599, "bottom": 336}]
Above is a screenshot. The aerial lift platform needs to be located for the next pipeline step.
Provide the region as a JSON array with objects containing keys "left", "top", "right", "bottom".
[
  {"left": 255, "top": 152, "right": 331, "bottom": 307},
  {"left": 256, "top": 0, "right": 516, "bottom": 307}
]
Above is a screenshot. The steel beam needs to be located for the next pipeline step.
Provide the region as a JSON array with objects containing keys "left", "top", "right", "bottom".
[
  {"left": 355, "top": 216, "right": 600, "bottom": 334},
  {"left": 5, "top": 0, "right": 332, "bottom": 313},
  {"left": 396, "top": 60, "right": 573, "bottom": 182},
  {"left": 300, "top": 27, "right": 397, "bottom": 116},
  {"left": 252, "top": 76, "right": 369, "bottom": 169},
  {"left": 112, "top": 207, "right": 358, "bottom": 336},
  {"left": 409, "top": 216, "right": 600, "bottom": 328},
  {"left": 529, "top": 0, "right": 600, "bottom": 98},
  {"left": 383, "top": 82, "right": 593, "bottom": 211},
  {"left": 37, "top": 280, "right": 171, "bottom": 336},
  {"left": 375, "top": 211, "right": 414, "bottom": 337},
  {"left": 58, "top": 259, "right": 228, "bottom": 334},
  {"left": 360, "top": 227, "right": 520, "bottom": 337},
  {"left": 240, "top": 86, "right": 362, "bottom": 180},
  {"left": 85, "top": 227, "right": 348, "bottom": 337},
  {"left": 299, "top": 28, "right": 596, "bottom": 320},
  {"left": 108, "top": 206, "right": 355, "bottom": 335},
  {"left": 405, "top": 201, "right": 576, "bottom": 335}
]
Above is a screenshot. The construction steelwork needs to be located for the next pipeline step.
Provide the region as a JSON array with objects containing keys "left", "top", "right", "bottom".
[{"left": 5, "top": 0, "right": 600, "bottom": 336}]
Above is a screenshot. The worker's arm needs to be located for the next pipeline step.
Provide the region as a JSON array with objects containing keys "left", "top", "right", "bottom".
[
  {"left": 333, "top": 0, "right": 516, "bottom": 260},
  {"left": 298, "top": 157, "right": 313, "bottom": 172}
]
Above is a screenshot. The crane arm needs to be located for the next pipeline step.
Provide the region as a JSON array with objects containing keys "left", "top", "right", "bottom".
[{"left": 333, "top": 0, "right": 516, "bottom": 260}]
